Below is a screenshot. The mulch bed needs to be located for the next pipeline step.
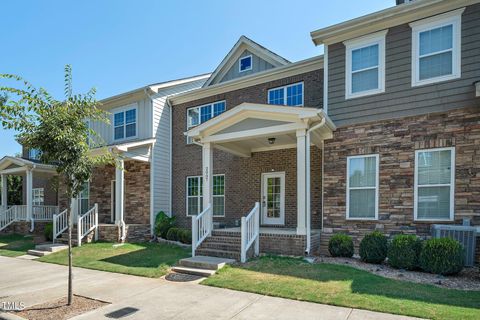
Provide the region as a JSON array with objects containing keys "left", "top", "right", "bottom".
[
  {"left": 13, "top": 295, "right": 109, "bottom": 320},
  {"left": 315, "top": 256, "right": 480, "bottom": 291}
]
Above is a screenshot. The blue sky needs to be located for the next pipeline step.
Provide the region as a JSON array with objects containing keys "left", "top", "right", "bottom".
[{"left": 0, "top": 0, "right": 392, "bottom": 157}]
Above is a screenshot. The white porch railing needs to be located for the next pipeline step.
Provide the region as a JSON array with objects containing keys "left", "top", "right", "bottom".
[
  {"left": 241, "top": 202, "right": 260, "bottom": 263},
  {"left": 77, "top": 203, "right": 98, "bottom": 247},
  {"left": 191, "top": 204, "right": 212, "bottom": 257},
  {"left": 33, "top": 205, "right": 59, "bottom": 221},
  {"left": 0, "top": 206, "right": 16, "bottom": 231},
  {"left": 14, "top": 205, "right": 27, "bottom": 221},
  {"left": 53, "top": 209, "right": 68, "bottom": 242}
]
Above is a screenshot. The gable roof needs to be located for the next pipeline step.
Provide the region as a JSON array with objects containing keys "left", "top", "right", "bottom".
[
  {"left": 310, "top": 0, "right": 479, "bottom": 45},
  {"left": 203, "top": 36, "right": 291, "bottom": 87}
]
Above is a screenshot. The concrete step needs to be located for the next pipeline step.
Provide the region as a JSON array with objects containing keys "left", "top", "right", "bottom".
[
  {"left": 171, "top": 266, "right": 216, "bottom": 277},
  {"left": 27, "top": 249, "right": 52, "bottom": 257},
  {"left": 179, "top": 256, "right": 236, "bottom": 270},
  {"left": 195, "top": 248, "right": 240, "bottom": 260},
  {"left": 34, "top": 243, "right": 68, "bottom": 253}
]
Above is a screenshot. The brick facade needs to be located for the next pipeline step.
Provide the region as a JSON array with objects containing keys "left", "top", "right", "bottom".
[
  {"left": 172, "top": 69, "right": 324, "bottom": 229},
  {"left": 321, "top": 106, "right": 480, "bottom": 254}
]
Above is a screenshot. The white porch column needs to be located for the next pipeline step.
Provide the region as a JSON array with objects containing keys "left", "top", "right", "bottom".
[
  {"left": 296, "top": 129, "right": 307, "bottom": 235},
  {"left": 202, "top": 142, "right": 213, "bottom": 210},
  {"left": 26, "top": 169, "right": 33, "bottom": 221},
  {"left": 1, "top": 174, "right": 7, "bottom": 208},
  {"left": 115, "top": 159, "right": 125, "bottom": 225}
]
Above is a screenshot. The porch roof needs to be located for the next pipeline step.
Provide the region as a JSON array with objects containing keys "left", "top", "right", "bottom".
[
  {"left": 186, "top": 103, "right": 336, "bottom": 157},
  {"left": 0, "top": 156, "right": 57, "bottom": 175},
  {"left": 89, "top": 138, "right": 155, "bottom": 162}
]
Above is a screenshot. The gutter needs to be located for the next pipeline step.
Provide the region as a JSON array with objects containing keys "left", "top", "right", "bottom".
[{"left": 304, "top": 116, "right": 327, "bottom": 255}]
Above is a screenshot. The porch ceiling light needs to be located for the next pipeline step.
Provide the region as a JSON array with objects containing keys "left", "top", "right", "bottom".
[{"left": 268, "top": 137, "right": 276, "bottom": 145}]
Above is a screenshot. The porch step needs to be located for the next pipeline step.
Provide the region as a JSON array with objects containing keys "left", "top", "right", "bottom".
[
  {"left": 171, "top": 266, "right": 216, "bottom": 277},
  {"left": 195, "top": 248, "right": 241, "bottom": 260},
  {"left": 179, "top": 256, "right": 236, "bottom": 270},
  {"left": 199, "top": 242, "right": 240, "bottom": 252},
  {"left": 211, "top": 230, "right": 241, "bottom": 237},
  {"left": 35, "top": 243, "right": 68, "bottom": 253},
  {"left": 27, "top": 249, "right": 51, "bottom": 257}
]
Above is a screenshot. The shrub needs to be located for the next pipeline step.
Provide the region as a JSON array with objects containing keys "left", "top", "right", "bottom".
[
  {"left": 178, "top": 229, "right": 192, "bottom": 244},
  {"left": 154, "top": 211, "right": 176, "bottom": 239},
  {"left": 44, "top": 222, "right": 53, "bottom": 241},
  {"left": 419, "top": 238, "right": 464, "bottom": 275},
  {"left": 328, "top": 234, "right": 354, "bottom": 258},
  {"left": 359, "top": 231, "right": 388, "bottom": 264},
  {"left": 387, "top": 234, "right": 422, "bottom": 270},
  {"left": 166, "top": 228, "right": 180, "bottom": 241}
]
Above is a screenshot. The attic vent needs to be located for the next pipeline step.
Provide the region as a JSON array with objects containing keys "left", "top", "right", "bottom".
[
  {"left": 396, "top": 0, "right": 414, "bottom": 4},
  {"left": 431, "top": 224, "right": 477, "bottom": 267}
]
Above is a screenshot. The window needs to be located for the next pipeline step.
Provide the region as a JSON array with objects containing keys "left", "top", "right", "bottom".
[
  {"left": 113, "top": 106, "right": 137, "bottom": 141},
  {"left": 414, "top": 148, "right": 455, "bottom": 221},
  {"left": 32, "top": 188, "right": 44, "bottom": 206},
  {"left": 267, "top": 82, "right": 304, "bottom": 106},
  {"left": 186, "top": 175, "right": 225, "bottom": 216},
  {"left": 78, "top": 182, "right": 90, "bottom": 215},
  {"left": 346, "top": 154, "right": 379, "bottom": 220},
  {"left": 29, "top": 149, "right": 41, "bottom": 160},
  {"left": 239, "top": 55, "right": 252, "bottom": 72},
  {"left": 186, "top": 101, "right": 226, "bottom": 144},
  {"left": 345, "top": 30, "right": 386, "bottom": 99},
  {"left": 411, "top": 9, "right": 463, "bottom": 86}
]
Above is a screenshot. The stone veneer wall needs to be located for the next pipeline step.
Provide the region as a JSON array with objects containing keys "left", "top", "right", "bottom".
[
  {"left": 321, "top": 107, "right": 480, "bottom": 255},
  {"left": 59, "top": 160, "right": 151, "bottom": 226},
  {"left": 97, "top": 224, "right": 151, "bottom": 243}
]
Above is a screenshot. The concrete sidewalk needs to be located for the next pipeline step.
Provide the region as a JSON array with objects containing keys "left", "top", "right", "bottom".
[{"left": 0, "top": 256, "right": 421, "bottom": 320}]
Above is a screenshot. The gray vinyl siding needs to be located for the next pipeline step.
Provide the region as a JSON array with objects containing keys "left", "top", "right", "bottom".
[
  {"left": 327, "top": 4, "right": 480, "bottom": 126},
  {"left": 151, "top": 79, "right": 206, "bottom": 217},
  {"left": 89, "top": 98, "right": 153, "bottom": 146},
  {"left": 219, "top": 50, "right": 276, "bottom": 83}
]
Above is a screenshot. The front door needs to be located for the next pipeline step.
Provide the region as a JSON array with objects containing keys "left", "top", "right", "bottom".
[{"left": 261, "top": 172, "right": 285, "bottom": 225}]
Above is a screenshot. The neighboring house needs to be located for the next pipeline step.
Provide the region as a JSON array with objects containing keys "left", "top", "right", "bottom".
[
  {"left": 58, "top": 74, "right": 211, "bottom": 242},
  {"left": 310, "top": 0, "right": 480, "bottom": 254}
]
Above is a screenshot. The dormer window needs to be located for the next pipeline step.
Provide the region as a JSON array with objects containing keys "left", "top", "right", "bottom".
[
  {"left": 29, "top": 149, "right": 41, "bottom": 160},
  {"left": 344, "top": 30, "right": 387, "bottom": 99},
  {"left": 410, "top": 9, "right": 463, "bottom": 87},
  {"left": 239, "top": 55, "right": 252, "bottom": 72}
]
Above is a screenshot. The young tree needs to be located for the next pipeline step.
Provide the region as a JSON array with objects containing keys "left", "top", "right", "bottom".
[{"left": 0, "top": 65, "right": 111, "bottom": 305}]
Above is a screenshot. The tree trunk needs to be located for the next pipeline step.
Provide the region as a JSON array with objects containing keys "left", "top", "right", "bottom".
[{"left": 67, "top": 198, "right": 73, "bottom": 306}]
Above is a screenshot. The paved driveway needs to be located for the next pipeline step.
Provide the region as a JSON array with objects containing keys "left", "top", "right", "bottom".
[{"left": 0, "top": 256, "right": 421, "bottom": 320}]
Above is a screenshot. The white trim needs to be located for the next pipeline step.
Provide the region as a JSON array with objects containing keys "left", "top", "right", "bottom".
[
  {"left": 112, "top": 103, "right": 139, "bottom": 142},
  {"left": 344, "top": 30, "right": 387, "bottom": 99},
  {"left": 267, "top": 82, "right": 304, "bottom": 107},
  {"left": 239, "top": 55, "right": 253, "bottom": 73},
  {"left": 186, "top": 174, "right": 225, "bottom": 217},
  {"left": 346, "top": 154, "right": 379, "bottom": 220},
  {"left": 414, "top": 147, "right": 455, "bottom": 222},
  {"left": 323, "top": 45, "right": 328, "bottom": 114},
  {"left": 261, "top": 172, "right": 286, "bottom": 225},
  {"left": 410, "top": 8, "right": 464, "bottom": 87},
  {"left": 110, "top": 180, "right": 116, "bottom": 223}
]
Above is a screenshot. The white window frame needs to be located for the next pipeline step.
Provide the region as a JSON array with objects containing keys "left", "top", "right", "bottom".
[
  {"left": 32, "top": 188, "right": 44, "bottom": 206},
  {"left": 267, "top": 82, "right": 304, "bottom": 107},
  {"left": 28, "top": 149, "right": 41, "bottom": 160},
  {"left": 344, "top": 30, "right": 387, "bottom": 99},
  {"left": 410, "top": 9, "right": 463, "bottom": 87},
  {"left": 112, "top": 104, "right": 138, "bottom": 142},
  {"left": 186, "top": 100, "right": 226, "bottom": 144},
  {"left": 346, "top": 154, "right": 379, "bottom": 220},
  {"left": 239, "top": 55, "right": 253, "bottom": 73},
  {"left": 186, "top": 174, "right": 225, "bottom": 217},
  {"left": 414, "top": 147, "right": 455, "bottom": 222}
]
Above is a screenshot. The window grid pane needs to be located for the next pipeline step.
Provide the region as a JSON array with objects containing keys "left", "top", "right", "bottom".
[
  {"left": 348, "top": 156, "right": 377, "bottom": 219},
  {"left": 286, "top": 83, "right": 303, "bottom": 106},
  {"left": 352, "top": 44, "right": 379, "bottom": 72},
  {"left": 268, "top": 88, "right": 285, "bottom": 105},
  {"left": 352, "top": 68, "right": 379, "bottom": 93},
  {"left": 418, "top": 24, "right": 454, "bottom": 81}
]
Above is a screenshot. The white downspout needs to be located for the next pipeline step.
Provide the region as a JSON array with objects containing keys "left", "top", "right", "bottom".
[{"left": 305, "top": 117, "right": 326, "bottom": 254}]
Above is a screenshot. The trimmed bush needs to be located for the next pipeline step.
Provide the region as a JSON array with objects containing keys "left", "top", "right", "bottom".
[
  {"left": 359, "top": 231, "right": 388, "bottom": 264},
  {"left": 154, "top": 211, "right": 176, "bottom": 239},
  {"left": 166, "top": 227, "right": 180, "bottom": 241},
  {"left": 419, "top": 238, "right": 464, "bottom": 275},
  {"left": 44, "top": 222, "right": 53, "bottom": 241},
  {"left": 387, "top": 234, "right": 422, "bottom": 270},
  {"left": 178, "top": 229, "right": 192, "bottom": 244},
  {"left": 328, "top": 234, "right": 354, "bottom": 258}
]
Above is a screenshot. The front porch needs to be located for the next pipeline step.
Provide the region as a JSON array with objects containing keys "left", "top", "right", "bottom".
[{"left": 187, "top": 103, "right": 335, "bottom": 259}]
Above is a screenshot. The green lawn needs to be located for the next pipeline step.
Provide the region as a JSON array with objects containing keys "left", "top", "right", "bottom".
[
  {"left": 0, "top": 234, "right": 35, "bottom": 257},
  {"left": 39, "top": 242, "right": 190, "bottom": 278},
  {"left": 203, "top": 256, "right": 480, "bottom": 320}
]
